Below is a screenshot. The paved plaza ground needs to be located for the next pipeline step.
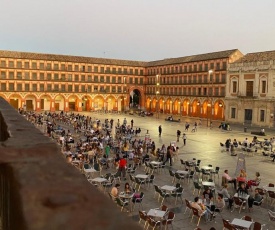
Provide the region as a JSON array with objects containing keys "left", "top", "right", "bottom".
[{"left": 64, "top": 112, "right": 275, "bottom": 230}]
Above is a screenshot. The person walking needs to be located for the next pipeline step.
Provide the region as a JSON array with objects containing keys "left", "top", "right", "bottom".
[
  {"left": 182, "top": 133, "right": 187, "bottom": 146},
  {"left": 158, "top": 125, "right": 162, "bottom": 137},
  {"left": 185, "top": 122, "right": 190, "bottom": 131},
  {"left": 177, "top": 130, "right": 181, "bottom": 142},
  {"left": 131, "top": 119, "right": 134, "bottom": 128}
]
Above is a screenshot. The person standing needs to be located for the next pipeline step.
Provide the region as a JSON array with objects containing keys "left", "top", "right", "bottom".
[
  {"left": 177, "top": 130, "right": 181, "bottom": 142},
  {"left": 158, "top": 125, "right": 162, "bottom": 137},
  {"left": 131, "top": 119, "right": 134, "bottom": 128},
  {"left": 163, "top": 146, "right": 173, "bottom": 166},
  {"left": 118, "top": 156, "right": 127, "bottom": 180},
  {"left": 182, "top": 133, "right": 187, "bottom": 146},
  {"left": 105, "top": 144, "right": 110, "bottom": 158}
]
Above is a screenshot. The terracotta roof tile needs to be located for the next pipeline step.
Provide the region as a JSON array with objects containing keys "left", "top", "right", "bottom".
[
  {"left": 0, "top": 50, "right": 147, "bottom": 67},
  {"left": 146, "top": 49, "right": 239, "bottom": 67},
  {"left": 234, "top": 50, "right": 275, "bottom": 63}
]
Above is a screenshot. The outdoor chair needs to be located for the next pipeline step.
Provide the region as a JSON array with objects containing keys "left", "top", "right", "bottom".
[
  {"left": 115, "top": 197, "right": 129, "bottom": 212},
  {"left": 154, "top": 185, "right": 161, "bottom": 200},
  {"left": 231, "top": 197, "right": 246, "bottom": 213},
  {"left": 146, "top": 174, "right": 155, "bottom": 187},
  {"left": 268, "top": 209, "right": 275, "bottom": 221},
  {"left": 186, "top": 171, "right": 195, "bottom": 183},
  {"left": 190, "top": 207, "right": 202, "bottom": 227},
  {"left": 241, "top": 215, "right": 253, "bottom": 222},
  {"left": 184, "top": 199, "right": 193, "bottom": 216},
  {"left": 171, "top": 186, "right": 184, "bottom": 205},
  {"left": 159, "top": 190, "right": 170, "bottom": 205},
  {"left": 180, "top": 159, "right": 186, "bottom": 168},
  {"left": 253, "top": 222, "right": 265, "bottom": 230},
  {"left": 135, "top": 177, "right": 145, "bottom": 191},
  {"left": 168, "top": 170, "right": 176, "bottom": 183},
  {"left": 146, "top": 216, "right": 161, "bottom": 230},
  {"left": 132, "top": 192, "right": 144, "bottom": 211},
  {"left": 193, "top": 181, "right": 202, "bottom": 195},
  {"left": 162, "top": 211, "right": 175, "bottom": 230},
  {"left": 222, "top": 219, "right": 237, "bottom": 230},
  {"left": 174, "top": 172, "right": 185, "bottom": 184},
  {"left": 138, "top": 211, "right": 148, "bottom": 228}
]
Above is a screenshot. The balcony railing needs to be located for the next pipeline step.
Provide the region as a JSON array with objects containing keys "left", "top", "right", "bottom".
[{"left": 0, "top": 97, "right": 140, "bottom": 230}]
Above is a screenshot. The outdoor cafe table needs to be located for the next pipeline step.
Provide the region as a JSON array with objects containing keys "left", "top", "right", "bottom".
[
  {"left": 234, "top": 193, "right": 250, "bottom": 208},
  {"left": 231, "top": 218, "right": 253, "bottom": 229},
  {"left": 176, "top": 170, "right": 189, "bottom": 175},
  {"left": 84, "top": 168, "right": 97, "bottom": 178},
  {"left": 147, "top": 209, "right": 167, "bottom": 218},
  {"left": 202, "top": 181, "right": 215, "bottom": 187},
  {"left": 119, "top": 192, "right": 134, "bottom": 211},
  {"left": 135, "top": 174, "right": 149, "bottom": 180},
  {"left": 91, "top": 177, "right": 107, "bottom": 187},
  {"left": 263, "top": 185, "right": 275, "bottom": 192},
  {"left": 161, "top": 185, "right": 177, "bottom": 193},
  {"left": 150, "top": 161, "right": 162, "bottom": 166},
  {"left": 201, "top": 166, "right": 213, "bottom": 171}
]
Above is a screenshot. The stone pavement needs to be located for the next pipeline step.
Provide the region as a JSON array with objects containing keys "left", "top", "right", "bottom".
[{"left": 72, "top": 112, "right": 275, "bottom": 229}]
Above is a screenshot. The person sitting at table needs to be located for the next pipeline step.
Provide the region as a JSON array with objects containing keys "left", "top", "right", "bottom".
[
  {"left": 202, "top": 187, "right": 214, "bottom": 205},
  {"left": 237, "top": 182, "right": 248, "bottom": 195},
  {"left": 209, "top": 194, "right": 225, "bottom": 219},
  {"left": 100, "top": 154, "right": 109, "bottom": 169},
  {"left": 128, "top": 151, "right": 134, "bottom": 161},
  {"left": 191, "top": 197, "right": 211, "bottom": 221},
  {"left": 124, "top": 182, "right": 133, "bottom": 194},
  {"left": 237, "top": 173, "right": 247, "bottom": 187},
  {"left": 142, "top": 152, "right": 150, "bottom": 164},
  {"left": 232, "top": 139, "right": 238, "bottom": 148},
  {"left": 248, "top": 188, "right": 262, "bottom": 212},
  {"left": 222, "top": 170, "right": 237, "bottom": 189},
  {"left": 242, "top": 138, "right": 249, "bottom": 147},
  {"left": 110, "top": 183, "right": 120, "bottom": 198},
  {"left": 247, "top": 172, "right": 261, "bottom": 189},
  {"left": 218, "top": 184, "right": 233, "bottom": 209},
  {"left": 240, "top": 169, "right": 247, "bottom": 178}
]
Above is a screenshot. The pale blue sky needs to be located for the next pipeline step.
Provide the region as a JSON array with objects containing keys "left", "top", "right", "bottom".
[{"left": 0, "top": 0, "right": 275, "bottom": 61}]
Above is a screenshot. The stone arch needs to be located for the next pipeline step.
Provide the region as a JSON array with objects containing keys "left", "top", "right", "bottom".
[
  {"left": 54, "top": 94, "right": 65, "bottom": 111},
  {"left": 146, "top": 97, "right": 152, "bottom": 111},
  {"left": 213, "top": 99, "right": 225, "bottom": 120},
  {"left": 68, "top": 95, "right": 79, "bottom": 111},
  {"left": 9, "top": 94, "right": 22, "bottom": 110},
  {"left": 40, "top": 94, "right": 52, "bottom": 111},
  {"left": 93, "top": 95, "right": 105, "bottom": 111},
  {"left": 106, "top": 95, "right": 116, "bottom": 111},
  {"left": 182, "top": 98, "right": 191, "bottom": 116},
  {"left": 191, "top": 98, "right": 201, "bottom": 117},
  {"left": 24, "top": 94, "right": 38, "bottom": 111},
  {"left": 173, "top": 98, "right": 181, "bottom": 114},
  {"left": 81, "top": 95, "right": 92, "bottom": 111}
]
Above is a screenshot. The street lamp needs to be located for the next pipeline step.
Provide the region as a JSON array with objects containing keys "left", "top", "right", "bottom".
[
  {"left": 123, "top": 76, "right": 127, "bottom": 112},
  {"left": 207, "top": 69, "right": 214, "bottom": 127},
  {"left": 156, "top": 74, "right": 160, "bottom": 119}
]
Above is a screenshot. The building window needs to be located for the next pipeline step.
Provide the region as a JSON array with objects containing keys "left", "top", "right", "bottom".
[
  {"left": 25, "top": 72, "right": 30, "bottom": 80},
  {"left": 94, "top": 66, "right": 98, "bottom": 72},
  {"left": 75, "top": 75, "right": 79, "bottom": 81},
  {"left": 9, "top": 83, "right": 14, "bottom": 91},
  {"left": 261, "top": 80, "right": 266, "bottom": 93},
  {"left": 81, "top": 75, "right": 85, "bottom": 81},
  {"left": 40, "top": 84, "right": 44, "bottom": 91},
  {"left": 17, "top": 72, "right": 22, "bottom": 79},
  {"left": 40, "top": 63, "right": 44, "bottom": 69},
  {"left": 68, "top": 65, "right": 72, "bottom": 71},
  {"left": 47, "top": 84, "right": 51, "bottom": 91},
  {"left": 32, "top": 72, "right": 37, "bottom": 80},
  {"left": 1, "top": 83, "right": 6, "bottom": 91},
  {"left": 231, "top": 108, "right": 236, "bottom": 119},
  {"left": 47, "top": 73, "right": 52, "bottom": 81},
  {"left": 68, "top": 85, "right": 72, "bottom": 92},
  {"left": 54, "top": 74, "right": 59, "bottom": 80},
  {"left": 61, "top": 64, "right": 65, "bottom": 70},
  {"left": 88, "top": 66, "right": 92, "bottom": 72},
  {"left": 204, "top": 64, "right": 208, "bottom": 71},
  {"left": 46, "top": 63, "right": 51, "bottom": 70},
  {"left": 222, "top": 62, "right": 227, "bottom": 69},
  {"left": 9, "top": 61, "right": 14, "bottom": 68},
  {"left": 88, "top": 75, "right": 92, "bottom": 82},
  {"left": 25, "top": 84, "right": 30, "bottom": 91},
  {"left": 39, "top": 73, "right": 44, "bottom": 80},
  {"left": 1, "top": 71, "right": 6, "bottom": 79},
  {"left": 260, "top": 110, "right": 265, "bottom": 122},
  {"left": 32, "top": 84, "right": 37, "bottom": 91},
  {"left": 94, "top": 75, "right": 98, "bottom": 82},
  {"left": 17, "top": 61, "right": 22, "bottom": 68},
  {"left": 17, "top": 83, "right": 22, "bottom": 91},
  {"left": 68, "top": 74, "right": 72, "bottom": 81},
  {"left": 75, "top": 65, "right": 79, "bottom": 71},
  {"left": 0, "top": 60, "right": 6, "bottom": 67},
  {"left": 100, "top": 67, "right": 104, "bottom": 73},
  {"left": 54, "top": 84, "right": 59, "bottom": 91},
  {"left": 32, "top": 62, "right": 37, "bottom": 69},
  {"left": 232, "top": 81, "right": 237, "bottom": 93},
  {"left": 100, "top": 76, "right": 104, "bottom": 82},
  {"left": 25, "top": 62, "right": 29, "bottom": 69},
  {"left": 61, "top": 84, "right": 65, "bottom": 91}
]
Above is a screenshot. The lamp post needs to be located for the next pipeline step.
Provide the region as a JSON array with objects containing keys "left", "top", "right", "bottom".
[
  {"left": 123, "top": 76, "right": 127, "bottom": 112},
  {"left": 207, "top": 69, "right": 214, "bottom": 127},
  {"left": 156, "top": 74, "right": 160, "bottom": 119}
]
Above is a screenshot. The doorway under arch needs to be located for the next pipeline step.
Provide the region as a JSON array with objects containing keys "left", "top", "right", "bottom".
[{"left": 129, "top": 89, "right": 141, "bottom": 109}]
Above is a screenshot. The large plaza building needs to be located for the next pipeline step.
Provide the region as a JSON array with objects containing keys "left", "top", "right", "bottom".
[
  {"left": 225, "top": 50, "right": 275, "bottom": 127},
  {"left": 0, "top": 49, "right": 244, "bottom": 123}
]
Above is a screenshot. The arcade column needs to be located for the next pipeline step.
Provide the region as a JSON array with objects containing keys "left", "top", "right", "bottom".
[
  {"left": 64, "top": 99, "right": 69, "bottom": 112},
  {"left": 36, "top": 99, "right": 41, "bottom": 112}
]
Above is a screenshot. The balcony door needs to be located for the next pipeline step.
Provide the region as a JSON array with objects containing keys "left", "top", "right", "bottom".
[{"left": 246, "top": 81, "right": 253, "bottom": 97}]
